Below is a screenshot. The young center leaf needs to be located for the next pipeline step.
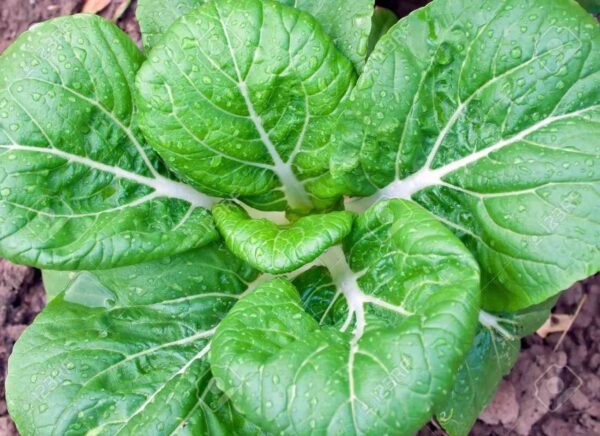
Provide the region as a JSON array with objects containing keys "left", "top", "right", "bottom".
[
  {"left": 135, "top": 0, "right": 356, "bottom": 213},
  {"left": 210, "top": 199, "right": 481, "bottom": 434},
  {"left": 0, "top": 14, "right": 218, "bottom": 270},
  {"left": 332, "top": 0, "right": 600, "bottom": 311},
  {"left": 6, "top": 242, "right": 265, "bottom": 435},
  {"left": 136, "top": 0, "right": 375, "bottom": 72},
  {"left": 212, "top": 201, "right": 354, "bottom": 274}
]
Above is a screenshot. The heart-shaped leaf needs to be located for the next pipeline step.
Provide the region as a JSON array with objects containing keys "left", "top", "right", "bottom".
[
  {"left": 332, "top": 0, "right": 600, "bottom": 311},
  {"left": 210, "top": 199, "right": 481, "bottom": 434},
  {"left": 0, "top": 14, "right": 217, "bottom": 270},
  {"left": 212, "top": 201, "right": 354, "bottom": 274}
]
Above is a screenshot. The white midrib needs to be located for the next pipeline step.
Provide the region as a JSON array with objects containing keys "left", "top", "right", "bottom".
[
  {"left": 237, "top": 81, "right": 312, "bottom": 211},
  {"left": 0, "top": 144, "right": 217, "bottom": 208},
  {"left": 345, "top": 105, "right": 598, "bottom": 213},
  {"left": 315, "top": 245, "right": 412, "bottom": 432},
  {"left": 215, "top": 8, "right": 312, "bottom": 211},
  {"left": 316, "top": 246, "right": 412, "bottom": 341}
]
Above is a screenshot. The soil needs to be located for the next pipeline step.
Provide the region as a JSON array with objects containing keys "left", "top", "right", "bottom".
[{"left": 0, "top": 1, "right": 599, "bottom": 435}]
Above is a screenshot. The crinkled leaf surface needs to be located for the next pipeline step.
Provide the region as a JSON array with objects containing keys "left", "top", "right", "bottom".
[
  {"left": 0, "top": 14, "right": 217, "bottom": 270},
  {"left": 210, "top": 199, "right": 480, "bottom": 434},
  {"left": 212, "top": 201, "right": 354, "bottom": 274},
  {"left": 435, "top": 298, "right": 554, "bottom": 436},
  {"left": 367, "top": 7, "right": 397, "bottom": 57},
  {"left": 136, "top": 0, "right": 375, "bottom": 70},
  {"left": 136, "top": 0, "right": 356, "bottom": 212},
  {"left": 6, "top": 242, "right": 264, "bottom": 435},
  {"left": 333, "top": 0, "right": 600, "bottom": 311}
]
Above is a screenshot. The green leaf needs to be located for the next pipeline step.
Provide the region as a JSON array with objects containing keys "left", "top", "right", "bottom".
[
  {"left": 42, "top": 270, "right": 76, "bottom": 302},
  {"left": 0, "top": 14, "right": 218, "bottom": 270},
  {"left": 577, "top": 0, "right": 600, "bottom": 13},
  {"left": 210, "top": 199, "right": 481, "bottom": 434},
  {"left": 278, "top": 0, "right": 376, "bottom": 72},
  {"left": 136, "top": 0, "right": 375, "bottom": 71},
  {"left": 6, "top": 242, "right": 264, "bottom": 435},
  {"left": 367, "top": 7, "right": 397, "bottom": 57},
  {"left": 292, "top": 265, "right": 340, "bottom": 325},
  {"left": 436, "top": 299, "right": 555, "bottom": 436},
  {"left": 136, "top": 0, "right": 357, "bottom": 212},
  {"left": 436, "top": 324, "right": 520, "bottom": 436},
  {"left": 136, "top": 0, "right": 206, "bottom": 51},
  {"left": 332, "top": 0, "right": 600, "bottom": 311},
  {"left": 212, "top": 201, "right": 354, "bottom": 274}
]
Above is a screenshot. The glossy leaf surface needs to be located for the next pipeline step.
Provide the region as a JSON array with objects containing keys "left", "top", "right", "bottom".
[
  {"left": 136, "top": 0, "right": 356, "bottom": 212},
  {"left": 136, "top": 0, "right": 375, "bottom": 71},
  {"left": 0, "top": 14, "right": 217, "bottom": 270},
  {"left": 210, "top": 199, "right": 481, "bottom": 434},
  {"left": 333, "top": 0, "right": 600, "bottom": 311},
  {"left": 7, "top": 243, "right": 262, "bottom": 435}
]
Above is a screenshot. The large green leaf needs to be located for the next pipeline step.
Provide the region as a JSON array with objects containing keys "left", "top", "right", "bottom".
[
  {"left": 213, "top": 201, "right": 354, "bottom": 273},
  {"left": 6, "top": 242, "right": 264, "bottom": 435},
  {"left": 136, "top": 0, "right": 357, "bottom": 212},
  {"left": 210, "top": 199, "right": 481, "bottom": 434},
  {"left": 436, "top": 297, "right": 556, "bottom": 435},
  {"left": 136, "top": 0, "right": 375, "bottom": 71},
  {"left": 332, "top": 0, "right": 600, "bottom": 311},
  {"left": 0, "top": 14, "right": 217, "bottom": 270}
]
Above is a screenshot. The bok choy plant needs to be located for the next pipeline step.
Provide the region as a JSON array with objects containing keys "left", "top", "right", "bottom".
[{"left": 1, "top": 0, "right": 598, "bottom": 434}]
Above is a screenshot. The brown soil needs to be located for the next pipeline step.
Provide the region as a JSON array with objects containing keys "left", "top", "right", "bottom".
[{"left": 1, "top": 1, "right": 599, "bottom": 436}]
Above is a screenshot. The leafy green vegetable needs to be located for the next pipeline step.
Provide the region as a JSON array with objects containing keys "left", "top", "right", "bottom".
[
  {"left": 332, "top": 0, "right": 600, "bottom": 311},
  {"left": 136, "top": 0, "right": 375, "bottom": 71},
  {"left": 6, "top": 242, "right": 263, "bottom": 435},
  {"left": 213, "top": 201, "right": 354, "bottom": 273},
  {"left": 435, "top": 297, "right": 555, "bottom": 436},
  {"left": 367, "top": 7, "right": 397, "bottom": 56},
  {"left": 0, "top": 14, "right": 218, "bottom": 270},
  {"left": 135, "top": 0, "right": 357, "bottom": 212},
  {"left": 2, "top": 0, "right": 599, "bottom": 434},
  {"left": 136, "top": 0, "right": 204, "bottom": 51},
  {"left": 41, "top": 270, "right": 76, "bottom": 302},
  {"left": 210, "top": 199, "right": 481, "bottom": 434}
]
